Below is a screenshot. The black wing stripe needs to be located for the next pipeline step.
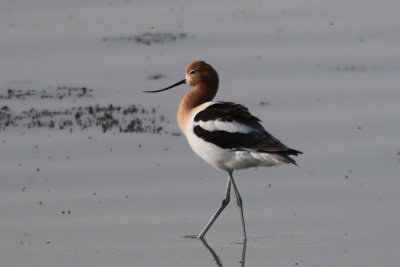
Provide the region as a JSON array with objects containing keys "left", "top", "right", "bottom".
[
  {"left": 194, "top": 102, "right": 265, "bottom": 132},
  {"left": 193, "top": 125, "right": 296, "bottom": 153}
]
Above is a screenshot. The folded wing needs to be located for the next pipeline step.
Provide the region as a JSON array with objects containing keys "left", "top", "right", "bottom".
[{"left": 193, "top": 102, "right": 302, "bottom": 164}]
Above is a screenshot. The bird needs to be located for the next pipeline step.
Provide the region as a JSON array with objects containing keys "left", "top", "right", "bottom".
[{"left": 144, "top": 61, "right": 302, "bottom": 240}]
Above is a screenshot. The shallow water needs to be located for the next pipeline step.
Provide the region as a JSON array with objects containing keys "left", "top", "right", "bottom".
[{"left": 1, "top": 0, "right": 400, "bottom": 266}]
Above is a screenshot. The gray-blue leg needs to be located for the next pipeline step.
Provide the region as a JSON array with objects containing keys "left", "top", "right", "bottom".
[
  {"left": 228, "top": 171, "right": 247, "bottom": 240},
  {"left": 198, "top": 176, "right": 231, "bottom": 239}
]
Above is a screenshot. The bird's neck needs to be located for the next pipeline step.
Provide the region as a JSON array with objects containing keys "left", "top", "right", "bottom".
[{"left": 177, "top": 83, "right": 217, "bottom": 132}]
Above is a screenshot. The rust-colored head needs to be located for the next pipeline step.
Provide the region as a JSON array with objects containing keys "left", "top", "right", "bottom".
[
  {"left": 143, "top": 61, "right": 219, "bottom": 94},
  {"left": 185, "top": 61, "right": 219, "bottom": 88}
]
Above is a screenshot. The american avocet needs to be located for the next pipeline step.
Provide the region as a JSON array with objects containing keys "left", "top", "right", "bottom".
[{"left": 144, "top": 61, "right": 302, "bottom": 240}]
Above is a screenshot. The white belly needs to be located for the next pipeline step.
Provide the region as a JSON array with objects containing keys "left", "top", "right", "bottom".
[{"left": 185, "top": 123, "right": 283, "bottom": 171}]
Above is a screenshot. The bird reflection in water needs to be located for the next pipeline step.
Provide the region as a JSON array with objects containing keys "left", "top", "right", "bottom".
[{"left": 186, "top": 236, "right": 247, "bottom": 266}]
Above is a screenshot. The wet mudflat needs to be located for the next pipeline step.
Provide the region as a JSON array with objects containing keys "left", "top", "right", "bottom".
[{"left": 1, "top": 0, "right": 400, "bottom": 266}]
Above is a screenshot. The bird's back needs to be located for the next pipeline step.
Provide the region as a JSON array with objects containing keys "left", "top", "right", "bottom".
[{"left": 186, "top": 102, "right": 302, "bottom": 170}]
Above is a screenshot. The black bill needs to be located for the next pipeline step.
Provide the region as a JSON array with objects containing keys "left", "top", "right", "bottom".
[{"left": 143, "top": 79, "right": 186, "bottom": 93}]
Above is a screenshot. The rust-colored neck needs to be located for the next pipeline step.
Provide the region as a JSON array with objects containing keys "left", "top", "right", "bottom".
[{"left": 178, "top": 81, "right": 218, "bottom": 132}]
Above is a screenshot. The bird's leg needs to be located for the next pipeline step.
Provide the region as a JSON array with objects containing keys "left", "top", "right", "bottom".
[
  {"left": 198, "top": 176, "right": 231, "bottom": 239},
  {"left": 239, "top": 238, "right": 247, "bottom": 267},
  {"left": 228, "top": 171, "right": 247, "bottom": 240}
]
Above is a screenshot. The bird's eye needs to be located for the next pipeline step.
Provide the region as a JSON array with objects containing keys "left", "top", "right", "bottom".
[{"left": 189, "top": 69, "right": 196, "bottom": 75}]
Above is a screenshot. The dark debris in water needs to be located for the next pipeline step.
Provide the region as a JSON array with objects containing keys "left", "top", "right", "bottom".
[
  {"left": 329, "top": 65, "right": 366, "bottom": 72},
  {"left": 102, "top": 32, "right": 191, "bottom": 45},
  {"left": 0, "top": 87, "right": 178, "bottom": 135},
  {"left": 0, "top": 86, "right": 92, "bottom": 100},
  {"left": 345, "top": 169, "right": 352, "bottom": 179},
  {"left": 148, "top": 73, "right": 167, "bottom": 80},
  {"left": 1, "top": 104, "right": 170, "bottom": 134}
]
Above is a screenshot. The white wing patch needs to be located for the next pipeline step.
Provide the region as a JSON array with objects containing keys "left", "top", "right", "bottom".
[{"left": 194, "top": 119, "right": 256, "bottom": 134}]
